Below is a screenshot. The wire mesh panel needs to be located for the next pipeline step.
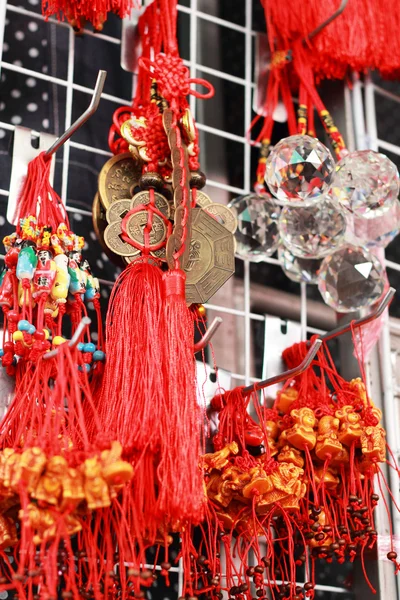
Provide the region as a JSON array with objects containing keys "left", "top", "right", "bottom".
[{"left": 0, "top": 1, "right": 399, "bottom": 599}]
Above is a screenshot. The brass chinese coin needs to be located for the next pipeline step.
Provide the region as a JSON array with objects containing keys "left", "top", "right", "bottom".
[
  {"left": 193, "top": 190, "right": 212, "bottom": 208},
  {"left": 125, "top": 210, "right": 167, "bottom": 250},
  {"left": 104, "top": 221, "right": 140, "bottom": 257},
  {"left": 204, "top": 203, "right": 238, "bottom": 233},
  {"left": 131, "top": 190, "right": 171, "bottom": 218},
  {"left": 106, "top": 199, "right": 133, "bottom": 224}
]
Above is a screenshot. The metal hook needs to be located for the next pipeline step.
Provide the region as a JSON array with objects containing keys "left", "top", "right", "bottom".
[
  {"left": 242, "top": 338, "right": 323, "bottom": 396},
  {"left": 45, "top": 70, "right": 107, "bottom": 157},
  {"left": 43, "top": 316, "right": 91, "bottom": 360},
  {"left": 304, "top": 0, "right": 348, "bottom": 42},
  {"left": 194, "top": 317, "right": 223, "bottom": 353},
  {"left": 320, "top": 287, "right": 395, "bottom": 343},
  {"left": 240, "top": 288, "right": 394, "bottom": 396}
]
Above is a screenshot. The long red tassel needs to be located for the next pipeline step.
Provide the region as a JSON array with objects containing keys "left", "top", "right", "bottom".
[
  {"left": 159, "top": 270, "right": 204, "bottom": 525},
  {"left": 96, "top": 259, "right": 165, "bottom": 545}
]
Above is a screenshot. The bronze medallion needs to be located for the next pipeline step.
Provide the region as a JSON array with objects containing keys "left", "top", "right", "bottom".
[
  {"left": 185, "top": 208, "right": 235, "bottom": 304},
  {"left": 98, "top": 153, "right": 141, "bottom": 209}
]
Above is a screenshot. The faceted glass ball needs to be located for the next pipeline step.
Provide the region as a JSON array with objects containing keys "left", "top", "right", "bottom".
[
  {"left": 279, "top": 199, "right": 346, "bottom": 259},
  {"left": 318, "top": 244, "right": 385, "bottom": 313},
  {"left": 347, "top": 199, "right": 400, "bottom": 249},
  {"left": 265, "top": 134, "right": 335, "bottom": 206},
  {"left": 278, "top": 246, "right": 321, "bottom": 284},
  {"left": 228, "top": 194, "right": 280, "bottom": 261},
  {"left": 330, "top": 150, "right": 399, "bottom": 218}
]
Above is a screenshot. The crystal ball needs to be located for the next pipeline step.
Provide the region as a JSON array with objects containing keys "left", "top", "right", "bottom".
[
  {"left": 279, "top": 198, "right": 346, "bottom": 258},
  {"left": 265, "top": 134, "right": 335, "bottom": 206},
  {"left": 278, "top": 246, "right": 321, "bottom": 284},
  {"left": 228, "top": 193, "right": 280, "bottom": 261},
  {"left": 330, "top": 150, "right": 399, "bottom": 218},
  {"left": 347, "top": 200, "right": 400, "bottom": 249},
  {"left": 318, "top": 244, "right": 385, "bottom": 312}
]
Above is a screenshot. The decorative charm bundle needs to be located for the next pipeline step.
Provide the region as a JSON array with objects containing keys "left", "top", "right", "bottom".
[
  {"left": 0, "top": 151, "right": 104, "bottom": 381},
  {"left": 196, "top": 339, "right": 399, "bottom": 599},
  {"left": 0, "top": 344, "right": 133, "bottom": 599},
  {"left": 227, "top": 3, "right": 400, "bottom": 314},
  {"left": 89, "top": 0, "right": 236, "bottom": 585}
]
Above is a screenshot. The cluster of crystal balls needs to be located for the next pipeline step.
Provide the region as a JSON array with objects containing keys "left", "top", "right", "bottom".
[{"left": 228, "top": 135, "right": 400, "bottom": 312}]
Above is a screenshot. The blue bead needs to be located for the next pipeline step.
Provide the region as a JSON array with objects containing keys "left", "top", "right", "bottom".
[
  {"left": 12, "top": 357, "right": 17, "bottom": 365},
  {"left": 0, "top": 349, "right": 4, "bottom": 357},
  {"left": 18, "top": 319, "right": 31, "bottom": 332},
  {"left": 84, "top": 363, "right": 91, "bottom": 372},
  {"left": 93, "top": 350, "right": 105, "bottom": 362},
  {"left": 83, "top": 342, "right": 96, "bottom": 353},
  {"left": 78, "top": 365, "right": 83, "bottom": 372},
  {"left": 28, "top": 325, "right": 36, "bottom": 335},
  {"left": 77, "top": 343, "right": 85, "bottom": 352}
]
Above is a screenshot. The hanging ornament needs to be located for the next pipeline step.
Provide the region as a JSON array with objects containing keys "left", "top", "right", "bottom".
[
  {"left": 279, "top": 198, "right": 346, "bottom": 258},
  {"left": 347, "top": 199, "right": 400, "bottom": 249},
  {"left": 192, "top": 334, "right": 399, "bottom": 598},
  {"left": 0, "top": 344, "right": 134, "bottom": 599},
  {"left": 264, "top": 135, "right": 336, "bottom": 206},
  {"left": 88, "top": 0, "right": 236, "bottom": 588},
  {"left": 279, "top": 246, "right": 321, "bottom": 284},
  {"left": 227, "top": 193, "right": 280, "bottom": 261},
  {"left": 0, "top": 152, "right": 103, "bottom": 382},
  {"left": 330, "top": 150, "right": 399, "bottom": 218},
  {"left": 318, "top": 244, "right": 385, "bottom": 312}
]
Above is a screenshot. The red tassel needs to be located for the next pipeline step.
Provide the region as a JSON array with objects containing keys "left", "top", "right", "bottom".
[{"left": 160, "top": 269, "right": 204, "bottom": 524}]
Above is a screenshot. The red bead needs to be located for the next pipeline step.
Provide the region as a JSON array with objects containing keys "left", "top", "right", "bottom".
[{"left": 7, "top": 310, "right": 19, "bottom": 323}]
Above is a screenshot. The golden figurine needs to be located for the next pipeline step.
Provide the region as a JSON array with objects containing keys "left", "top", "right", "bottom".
[
  {"left": 335, "top": 405, "right": 362, "bottom": 446},
  {"left": 214, "top": 465, "right": 251, "bottom": 507},
  {"left": 330, "top": 446, "right": 350, "bottom": 467},
  {"left": 314, "top": 466, "right": 340, "bottom": 490},
  {"left": 242, "top": 466, "right": 274, "bottom": 499},
  {"left": 257, "top": 463, "right": 306, "bottom": 513},
  {"left": 19, "top": 447, "right": 47, "bottom": 493},
  {"left": 0, "top": 513, "right": 18, "bottom": 549},
  {"left": 61, "top": 467, "right": 86, "bottom": 510},
  {"left": 21, "top": 503, "right": 81, "bottom": 545},
  {"left": 1, "top": 449, "right": 21, "bottom": 489},
  {"left": 277, "top": 445, "right": 304, "bottom": 468},
  {"left": 276, "top": 388, "right": 298, "bottom": 414},
  {"left": 361, "top": 408, "right": 386, "bottom": 463},
  {"left": 203, "top": 442, "right": 239, "bottom": 471},
  {"left": 83, "top": 456, "right": 111, "bottom": 510},
  {"left": 34, "top": 456, "right": 68, "bottom": 505},
  {"left": 285, "top": 408, "right": 317, "bottom": 451},
  {"left": 101, "top": 441, "right": 134, "bottom": 492},
  {"left": 315, "top": 415, "right": 343, "bottom": 461},
  {"left": 348, "top": 377, "right": 369, "bottom": 406}
]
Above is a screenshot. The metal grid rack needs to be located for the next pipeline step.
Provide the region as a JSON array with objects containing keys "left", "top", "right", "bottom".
[{"left": 0, "top": 1, "right": 400, "bottom": 599}]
